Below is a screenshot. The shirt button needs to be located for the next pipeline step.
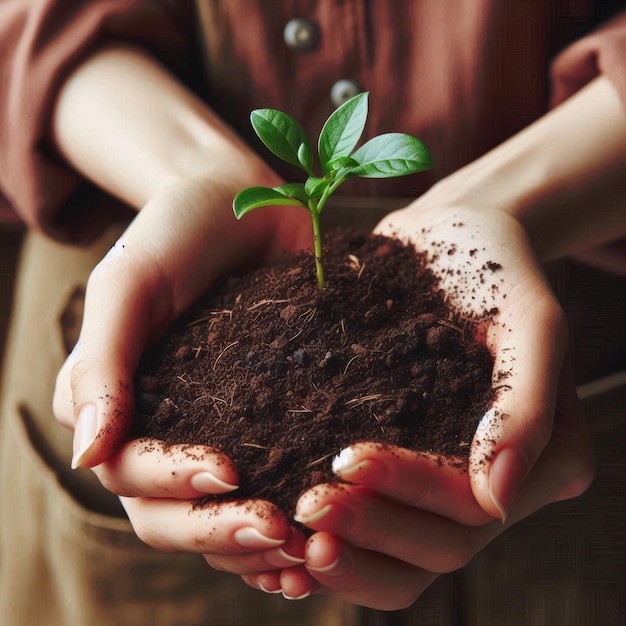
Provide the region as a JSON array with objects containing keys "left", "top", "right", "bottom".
[
  {"left": 330, "top": 79, "right": 363, "bottom": 107},
  {"left": 283, "top": 18, "right": 320, "bottom": 53}
]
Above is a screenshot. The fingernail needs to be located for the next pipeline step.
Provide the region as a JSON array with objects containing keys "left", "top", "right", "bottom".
[
  {"left": 332, "top": 448, "right": 358, "bottom": 474},
  {"left": 282, "top": 590, "right": 311, "bottom": 600},
  {"left": 71, "top": 404, "right": 98, "bottom": 469},
  {"left": 258, "top": 582, "right": 282, "bottom": 595},
  {"left": 332, "top": 448, "right": 377, "bottom": 480},
  {"left": 489, "top": 448, "right": 528, "bottom": 522},
  {"left": 293, "top": 503, "right": 332, "bottom": 526},
  {"left": 190, "top": 471, "right": 238, "bottom": 494},
  {"left": 332, "top": 448, "right": 373, "bottom": 476},
  {"left": 307, "top": 556, "right": 340, "bottom": 574},
  {"left": 276, "top": 548, "right": 306, "bottom": 564},
  {"left": 233, "top": 527, "right": 285, "bottom": 549}
]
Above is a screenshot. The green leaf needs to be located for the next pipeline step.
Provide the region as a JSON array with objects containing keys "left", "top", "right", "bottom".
[
  {"left": 326, "top": 155, "right": 358, "bottom": 173},
  {"left": 297, "top": 143, "right": 314, "bottom": 175},
  {"left": 349, "top": 133, "right": 433, "bottom": 178},
  {"left": 318, "top": 92, "right": 368, "bottom": 176},
  {"left": 233, "top": 186, "right": 306, "bottom": 219},
  {"left": 250, "top": 109, "right": 313, "bottom": 173},
  {"left": 273, "top": 183, "right": 309, "bottom": 204},
  {"left": 304, "top": 176, "right": 331, "bottom": 199}
]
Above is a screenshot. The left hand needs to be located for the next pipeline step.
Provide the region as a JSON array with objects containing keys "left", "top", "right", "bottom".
[
  {"left": 240, "top": 200, "right": 594, "bottom": 607},
  {"left": 52, "top": 177, "right": 313, "bottom": 578}
]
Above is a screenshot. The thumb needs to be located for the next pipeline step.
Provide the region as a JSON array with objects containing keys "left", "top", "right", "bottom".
[
  {"left": 55, "top": 237, "right": 172, "bottom": 469},
  {"left": 55, "top": 179, "right": 264, "bottom": 468},
  {"left": 469, "top": 295, "right": 568, "bottom": 520}
]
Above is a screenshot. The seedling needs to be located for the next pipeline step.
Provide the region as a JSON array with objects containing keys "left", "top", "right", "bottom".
[{"left": 233, "top": 92, "right": 432, "bottom": 289}]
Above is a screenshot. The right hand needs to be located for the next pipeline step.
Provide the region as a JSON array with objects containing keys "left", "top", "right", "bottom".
[{"left": 243, "top": 199, "right": 595, "bottom": 606}]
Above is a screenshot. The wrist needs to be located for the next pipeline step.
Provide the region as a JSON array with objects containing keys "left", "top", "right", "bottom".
[
  {"left": 425, "top": 76, "right": 626, "bottom": 264},
  {"left": 52, "top": 43, "right": 283, "bottom": 210}
]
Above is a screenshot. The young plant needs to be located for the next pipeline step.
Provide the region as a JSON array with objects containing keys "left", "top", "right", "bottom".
[{"left": 233, "top": 92, "right": 433, "bottom": 289}]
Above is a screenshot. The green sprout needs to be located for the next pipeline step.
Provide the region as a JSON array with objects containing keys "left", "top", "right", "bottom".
[{"left": 233, "top": 92, "right": 433, "bottom": 289}]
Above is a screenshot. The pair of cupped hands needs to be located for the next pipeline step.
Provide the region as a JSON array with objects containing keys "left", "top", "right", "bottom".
[{"left": 52, "top": 177, "right": 593, "bottom": 611}]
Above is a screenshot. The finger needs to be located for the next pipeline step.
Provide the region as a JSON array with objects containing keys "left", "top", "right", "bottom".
[
  {"left": 295, "top": 483, "right": 499, "bottom": 573},
  {"left": 241, "top": 570, "right": 283, "bottom": 595},
  {"left": 470, "top": 288, "right": 567, "bottom": 520},
  {"left": 503, "top": 363, "right": 594, "bottom": 524},
  {"left": 242, "top": 567, "right": 319, "bottom": 600},
  {"left": 91, "top": 439, "right": 239, "bottom": 498},
  {"left": 54, "top": 235, "right": 172, "bottom": 468},
  {"left": 120, "top": 497, "right": 290, "bottom": 554},
  {"left": 203, "top": 527, "right": 306, "bottom": 574},
  {"left": 305, "top": 532, "right": 436, "bottom": 611},
  {"left": 279, "top": 565, "right": 316, "bottom": 600},
  {"left": 331, "top": 442, "right": 492, "bottom": 525}
]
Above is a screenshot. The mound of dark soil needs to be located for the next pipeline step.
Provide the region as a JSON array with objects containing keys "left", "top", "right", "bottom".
[{"left": 132, "top": 230, "right": 496, "bottom": 518}]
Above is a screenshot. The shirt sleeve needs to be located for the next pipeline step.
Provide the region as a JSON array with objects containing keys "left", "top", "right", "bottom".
[
  {"left": 551, "top": 10, "right": 626, "bottom": 109},
  {"left": 0, "top": 0, "right": 193, "bottom": 242}
]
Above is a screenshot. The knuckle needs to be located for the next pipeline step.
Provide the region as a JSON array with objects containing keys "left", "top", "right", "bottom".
[
  {"left": 367, "top": 533, "right": 390, "bottom": 556},
  {"left": 374, "top": 594, "right": 418, "bottom": 612},
  {"left": 376, "top": 576, "right": 433, "bottom": 611},
  {"left": 430, "top": 553, "right": 466, "bottom": 574},
  {"left": 563, "top": 469, "right": 594, "bottom": 500},
  {"left": 94, "top": 470, "right": 131, "bottom": 497},
  {"left": 388, "top": 590, "right": 421, "bottom": 611},
  {"left": 130, "top": 518, "right": 172, "bottom": 552},
  {"left": 68, "top": 358, "right": 90, "bottom": 393},
  {"left": 456, "top": 507, "right": 495, "bottom": 527},
  {"left": 129, "top": 519, "right": 153, "bottom": 547},
  {"left": 86, "top": 244, "right": 152, "bottom": 305},
  {"left": 202, "top": 555, "right": 232, "bottom": 573},
  {"left": 118, "top": 499, "right": 168, "bottom": 551},
  {"left": 86, "top": 256, "right": 120, "bottom": 291},
  {"left": 431, "top": 530, "right": 482, "bottom": 573},
  {"left": 404, "top": 475, "right": 434, "bottom": 509},
  {"left": 89, "top": 237, "right": 165, "bottom": 294},
  {"left": 94, "top": 471, "right": 118, "bottom": 494},
  {"left": 559, "top": 447, "right": 595, "bottom": 500}
]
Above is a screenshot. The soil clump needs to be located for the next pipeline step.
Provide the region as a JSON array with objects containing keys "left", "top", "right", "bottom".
[{"left": 132, "top": 230, "right": 496, "bottom": 518}]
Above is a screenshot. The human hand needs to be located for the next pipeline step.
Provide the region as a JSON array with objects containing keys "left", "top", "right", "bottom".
[
  {"left": 52, "top": 176, "right": 312, "bottom": 573},
  {"left": 280, "top": 367, "right": 590, "bottom": 608},
  {"left": 374, "top": 201, "right": 584, "bottom": 520},
  {"left": 240, "top": 200, "right": 594, "bottom": 607}
]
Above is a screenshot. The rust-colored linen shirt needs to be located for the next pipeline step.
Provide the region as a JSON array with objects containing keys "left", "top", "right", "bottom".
[{"left": 0, "top": 1, "right": 625, "bottom": 240}]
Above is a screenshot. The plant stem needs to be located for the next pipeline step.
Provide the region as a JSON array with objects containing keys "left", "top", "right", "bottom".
[
  {"left": 309, "top": 200, "right": 325, "bottom": 289},
  {"left": 307, "top": 171, "right": 351, "bottom": 290}
]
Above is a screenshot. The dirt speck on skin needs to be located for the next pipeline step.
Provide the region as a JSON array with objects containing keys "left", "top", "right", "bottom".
[{"left": 132, "top": 231, "right": 500, "bottom": 519}]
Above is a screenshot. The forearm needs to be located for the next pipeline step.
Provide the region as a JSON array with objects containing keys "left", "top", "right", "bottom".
[
  {"left": 50, "top": 43, "right": 279, "bottom": 210},
  {"left": 429, "top": 76, "right": 626, "bottom": 262}
]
